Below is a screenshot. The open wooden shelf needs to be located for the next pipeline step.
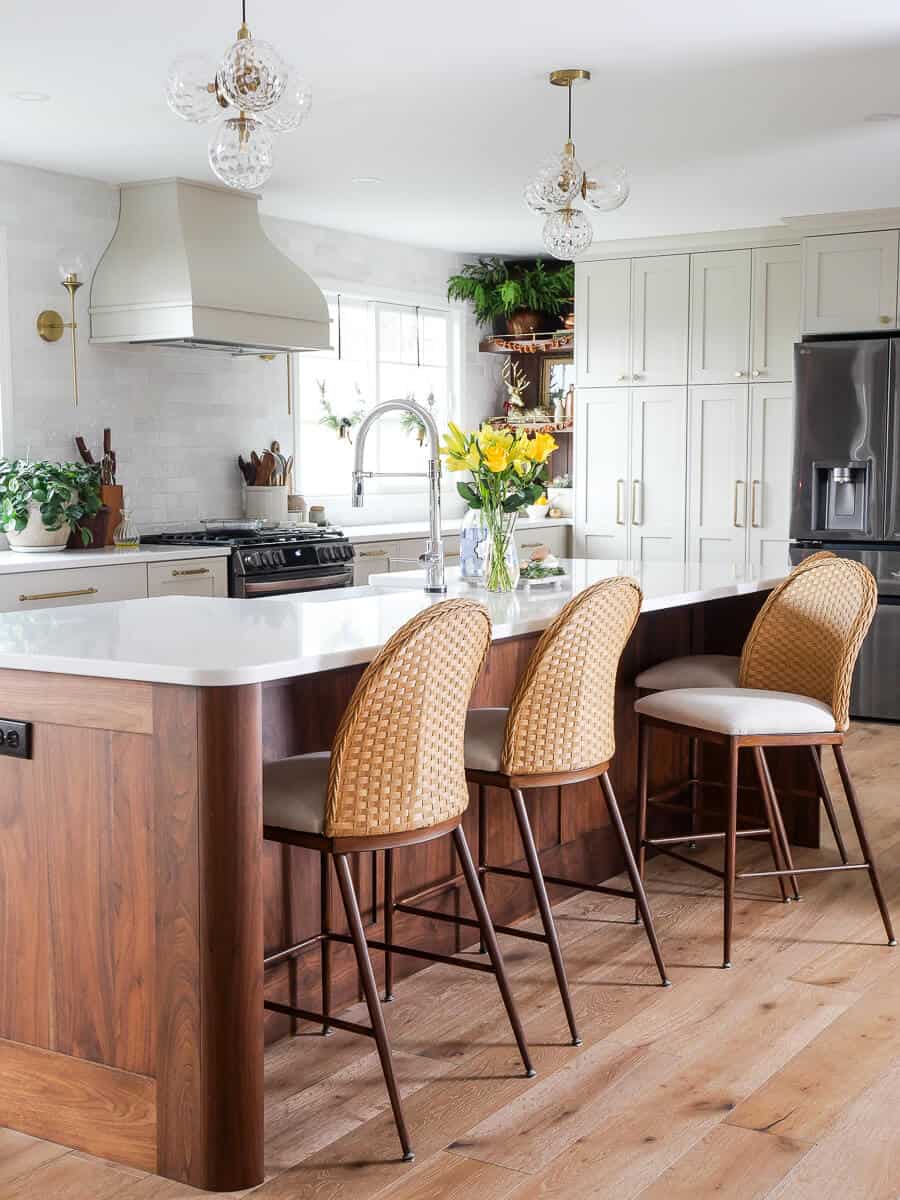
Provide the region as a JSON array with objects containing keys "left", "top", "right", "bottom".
[
  {"left": 478, "top": 330, "right": 574, "bottom": 355},
  {"left": 488, "top": 416, "right": 573, "bottom": 435}
]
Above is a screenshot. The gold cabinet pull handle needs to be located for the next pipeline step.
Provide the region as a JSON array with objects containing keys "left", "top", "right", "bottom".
[
  {"left": 358, "top": 549, "right": 388, "bottom": 558},
  {"left": 615, "top": 478, "right": 625, "bottom": 525},
  {"left": 751, "top": 479, "right": 761, "bottom": 528},
  {"left": 18, "top": 586, "right": 98, "bottom": 602},
  {"left": 519, "top": 541, "right": 543, "bottom": 548},
  {"left": 632, "top": 479, "right": 642, "bottom": 525},
  {"left": 171, "top": 567, "right": 210, "bottom": 577},
  {"left": 733, "top": 480, "right": 746, "bottom": 527}
]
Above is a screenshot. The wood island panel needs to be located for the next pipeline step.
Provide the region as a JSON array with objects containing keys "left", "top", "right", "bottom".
[{"left": 0, "top": 589, "right": 821, "bottom": 1193}]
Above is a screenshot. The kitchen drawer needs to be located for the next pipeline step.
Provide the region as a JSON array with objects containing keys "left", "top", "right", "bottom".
[
  {"left": 353, "top": 541, "right": 401, "bottom": 586},
  {"left": 147, "top": 556, "right": 229, "bottom": 598},
  {"left": 0, "top": 562, "right": 147, "bottom": 612},
  {"left": 515, "top": 525, "right": 570, "bottom": 560}
]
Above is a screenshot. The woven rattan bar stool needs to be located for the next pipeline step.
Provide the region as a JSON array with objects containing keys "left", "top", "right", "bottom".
[
  {"left": 262, "top": 599, "right": 535, "bottom": 1163},
  {"left": 389, "top": 578, "right": 671, "bottom": 1048},
  {"left": 634, "top": 555, "right": 896, "bottom": 968},
  {"left": 633, "top": 552, "right": 849, "bottom": 882}
]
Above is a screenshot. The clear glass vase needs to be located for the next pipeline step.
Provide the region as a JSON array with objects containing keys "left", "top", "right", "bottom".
[
  {"left": 113, "top": 508, "right": 140, "bottom": 549},
  {"left": 482, "top": 509, "right": 520, "bottom": 593}
]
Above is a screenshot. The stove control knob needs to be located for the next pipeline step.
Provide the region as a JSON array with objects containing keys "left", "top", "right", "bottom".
[
  {"left": 245, "top": 553, "right": 257, "bottom": 568},
  {"left": 321, "top": 546, "right": 334, "bottom": 562},
  {"left": 275, "top": 549, "right": 285, "bottom": 566}
]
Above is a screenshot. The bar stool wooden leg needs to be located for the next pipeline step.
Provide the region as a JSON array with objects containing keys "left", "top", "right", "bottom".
[
  {"left": 452, "top": 826, "right": 536, "bottom": 1078},
  {"left": 810, "top": 746, "right": 850, "bottom": 864},
  {"left": 333, "top": 852, "right": 415, "bottom": 1162},
  {"left": 509, "top": 787, "right": 582, "bottom": 1045},
  {"left": 832, "top": 746, "right": 897, "bottom": 947},
  {"left": 600, "top": 773, "right": 670, "bottom": 986},
  {"left": 751, "top": 748, "right": 793, "bottom": 903},
  {"left": 477, "top": 784, "right": 488, "bottom": 955},
  {"left": 723, "top": 741, "right": 739, "bottom": 968},
  {"left": 320, "top": 851, "right": 332, "bottom": 1036},
  {"left": 634, "top": 719, "right": 650, "bottom": 926},
  {"left": 755, "top": 748, "right": 802, "bottom": 901},
  {"left": 383, "top": 849, "right": 395, "bottom": 1002}
]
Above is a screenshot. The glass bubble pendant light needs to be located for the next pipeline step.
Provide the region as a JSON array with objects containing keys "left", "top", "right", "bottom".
[
  {"left": 165, "top": 0, "right": 312, "bottom": 190},
  {"left": 524, "top": 69, "right": 629, "bottom": 259},
  {"left": 209, "top": 114, "right": 274, "bottom": 189}
]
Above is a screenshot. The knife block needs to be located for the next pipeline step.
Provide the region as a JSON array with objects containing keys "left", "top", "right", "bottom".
[{"left": 100, "top": 484, "right": 124, "bottom": 545}]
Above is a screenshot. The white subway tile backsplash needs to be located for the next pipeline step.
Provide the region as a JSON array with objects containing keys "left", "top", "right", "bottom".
[{"left": 0, "top": 161, "right": 498, "bottom": 530}]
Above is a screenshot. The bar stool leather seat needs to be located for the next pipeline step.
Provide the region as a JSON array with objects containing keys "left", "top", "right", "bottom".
[
  {"left": 464, "top": 707, "right": 509, "bottom": 773},
  {"left": 635, "top": 688, "right": 837, "bottom": 736},
  {"left": 263, "top": 751, "right": 331, "bottom": 834},
  {"left": 635, "top": 654, "right": 739, "bottom": 691}
]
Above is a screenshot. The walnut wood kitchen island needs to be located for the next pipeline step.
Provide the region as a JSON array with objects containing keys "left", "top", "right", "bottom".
[{"left": 0, "top": 558, "right": 821, "bottom": 1191}]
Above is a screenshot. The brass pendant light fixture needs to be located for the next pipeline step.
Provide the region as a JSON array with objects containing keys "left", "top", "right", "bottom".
[{"left": 524, "top": 69, "right": 630, "bottom": 260}]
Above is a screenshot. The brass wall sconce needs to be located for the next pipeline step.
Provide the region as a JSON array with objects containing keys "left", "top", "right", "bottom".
[{"left": 36, "top": 251, "right": 87, "bottom": 407}]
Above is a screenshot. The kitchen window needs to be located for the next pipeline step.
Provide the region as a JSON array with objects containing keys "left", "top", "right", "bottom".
[{"left": 295, "top": 294, "right": 456, "bottom": 498}]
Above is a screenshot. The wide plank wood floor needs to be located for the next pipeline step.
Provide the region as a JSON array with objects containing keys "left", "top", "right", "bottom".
[{"left": 5, "top": 721, "right": 900, "bottom": 1200}]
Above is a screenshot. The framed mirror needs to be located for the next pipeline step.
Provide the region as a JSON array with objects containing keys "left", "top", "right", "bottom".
[{"left": 541, "top": 356, "right": 575, "bottom": 418}]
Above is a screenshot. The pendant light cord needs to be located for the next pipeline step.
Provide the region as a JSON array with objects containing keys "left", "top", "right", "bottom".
[
  {"left": 567, "top": 82, "right": 573, "bottom": 143},
  {"left": 242, "top": 0, "right": 247, "bottom": 23}
]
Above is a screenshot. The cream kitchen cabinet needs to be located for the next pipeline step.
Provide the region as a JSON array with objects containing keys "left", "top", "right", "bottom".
[
  {"left": 575, "top": 258, "right": 631, "bottom": 387},
  {"left": 147, "top": 557, "right": 229, "bottom": 598},
  {"left": 801, "top": 230, "right": 899, "bottom": 334},
  {"left": 687, "top": 385, "right": 750, "bottom": 564},
  {"left": 689, "top": 250, "right": 752, "bottom": 385},
  {"left": 575, "top": 255, "right": 689, "bottom": 389},
  {"left": 575, "top": 386, "right": 686, "bottom": 562},
  {"left": 575, "top": 388, "right": 631, "bottom": 559},
  {"left": 630, "top": 255, "right": 690, "bottom": 386},
  {"left": 352, "top": 540, "right": 401, "bottom": 585},
  {"left": 0, "top": 561, "right": 148, "bottom": 613},
  {"left": 747, "top": 382, "right": 795, "bottom": 573},
  {"left": 750, "top": 245, "right": 800, "bottom": 381},
  {"left": 515, "top": 524, "right": 569, "bottom": 561},
  {"left": 687, "top": 381, "right": 794, "bottom": 569}
]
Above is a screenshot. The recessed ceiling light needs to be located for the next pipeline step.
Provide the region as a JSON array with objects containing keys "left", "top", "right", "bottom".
[
  {"left": 11, "top": 91, "right": 50, "bottom": 103},
  {"left": 351, "top": 176, "right": 383, "bottom": 185},
  {"left": 864, "top": 112, "right": 900, "bottom": 123}
]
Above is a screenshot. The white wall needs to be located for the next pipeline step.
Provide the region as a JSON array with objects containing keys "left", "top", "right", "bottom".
[{"left": 0, "top": 161, "right": 498, "bottom": 530}]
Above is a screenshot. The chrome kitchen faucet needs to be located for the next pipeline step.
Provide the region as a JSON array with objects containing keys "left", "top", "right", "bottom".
[{"left": 351, "top": 399, "right": 446, "bottom": 594}]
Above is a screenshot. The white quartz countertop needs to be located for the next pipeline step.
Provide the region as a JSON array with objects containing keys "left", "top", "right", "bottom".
[
  {"left": 0, "top": 544, "right": 230, "bottom": 575},
  {"left": 344, "top": 516, "right": 572, "bottom": 542},
  {"left": 0, "top": 557, "right": 787, "bottom": 687}
]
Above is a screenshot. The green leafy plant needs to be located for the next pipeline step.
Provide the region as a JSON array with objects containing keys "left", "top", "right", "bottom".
[
  {"left": 399, "top": 391, "right": 436, "bottom": 445},
  {"left": 318, "top": 379, "right": 366, "bottom": 442},
  {"left": 447, "top": 257, "right": 574, "bottom": 327},
  {"left": 0, "top": 458, "right": 103, "bottom": 546}
]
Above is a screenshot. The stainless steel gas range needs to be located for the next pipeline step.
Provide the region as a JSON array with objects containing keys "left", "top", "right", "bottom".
[{"left": 142, "top": 525, "right": 355, "bottom": 598}]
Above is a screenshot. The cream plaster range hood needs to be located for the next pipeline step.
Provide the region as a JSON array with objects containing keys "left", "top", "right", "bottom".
[{"left": 89, "top": 178, "right": 330, "bottom": 354}]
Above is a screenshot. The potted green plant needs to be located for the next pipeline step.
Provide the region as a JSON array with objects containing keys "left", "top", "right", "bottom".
[
  {"left": 0, "top": 458, "right": 103, "bottom": 552},
  {"left": 447, "top": 257, "right": 574, "bottom": 335}
]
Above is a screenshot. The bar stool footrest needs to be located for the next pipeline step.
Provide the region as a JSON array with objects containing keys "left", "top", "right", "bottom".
[
  {"left": 328, "top": 931, "right": 497, "bottom": 974},
  {"left": 264, "top": 999, "right": 374, "bottom": 1039},
  {"left": 737, "top": 862, "right": 872, "bottom": 879},
  {"left": 394, "top": 901, "right": 549, "bottom": 944}
]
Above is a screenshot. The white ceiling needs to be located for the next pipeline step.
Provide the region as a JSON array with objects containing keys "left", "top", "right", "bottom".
[{"left": 6, "top": 0, "right": 900, "bottom": 254}]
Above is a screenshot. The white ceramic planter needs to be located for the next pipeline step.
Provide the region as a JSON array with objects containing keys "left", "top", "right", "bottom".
[
  {"left": 5, "top": 503, "right": 71, "bottom": 552},
  {"left": 546, "top": 487, "right": 573, "bottom": 517}
]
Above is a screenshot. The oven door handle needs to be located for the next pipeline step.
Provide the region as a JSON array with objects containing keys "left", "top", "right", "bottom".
[{"left": 242, "top": 570, "right": 353, "bottom": 596}]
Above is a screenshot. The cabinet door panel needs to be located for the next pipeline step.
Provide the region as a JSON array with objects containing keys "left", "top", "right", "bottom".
[
  {"left": 575, "top": 388, "right": 630, "bottom": 558},
  {"left": 630, "top": 387, "right": 687, "bottom": 562},
  {"left": 689, "top": 250, "right": 751, "bottom": 385},
  {"left": 748, "top": 382, "right": 795, "bottom": 573},
  {"left": 147, "top": 557, "right": 228, "bottom": 598},
  {"left": 630, "top": 255, "right": 690, "bottom": 386},
  {"left": 802, "top": 231, "right": 899, "bottom": 334},
  {"left": 0, "top": 563, "right": 148, "bottom": 612},
  {"left": 687, "top": 385, "right": 749, "bottom": 564},
  {"left": 575, "top": 259, "right": 631, "bottom": 387},
  {"left": 750, "top": 245, "right": 800, "bottom": 382}
]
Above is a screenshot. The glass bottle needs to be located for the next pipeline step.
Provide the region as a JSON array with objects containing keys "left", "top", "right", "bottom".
[
  {"left": 459, "top": 507, "right": 487, "bottom": 582},
  {"left": 113, "top": 508, "right": 140, "bottom": 549}
]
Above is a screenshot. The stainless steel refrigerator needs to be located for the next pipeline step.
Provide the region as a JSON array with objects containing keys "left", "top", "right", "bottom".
[{"left": 791, "top": 338, "right": 900, "bottom": 720}]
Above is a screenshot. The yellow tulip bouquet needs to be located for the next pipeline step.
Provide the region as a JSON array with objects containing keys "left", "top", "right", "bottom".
[{"left": 441, "top": 423, "right": 557, "bottom": 591}]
